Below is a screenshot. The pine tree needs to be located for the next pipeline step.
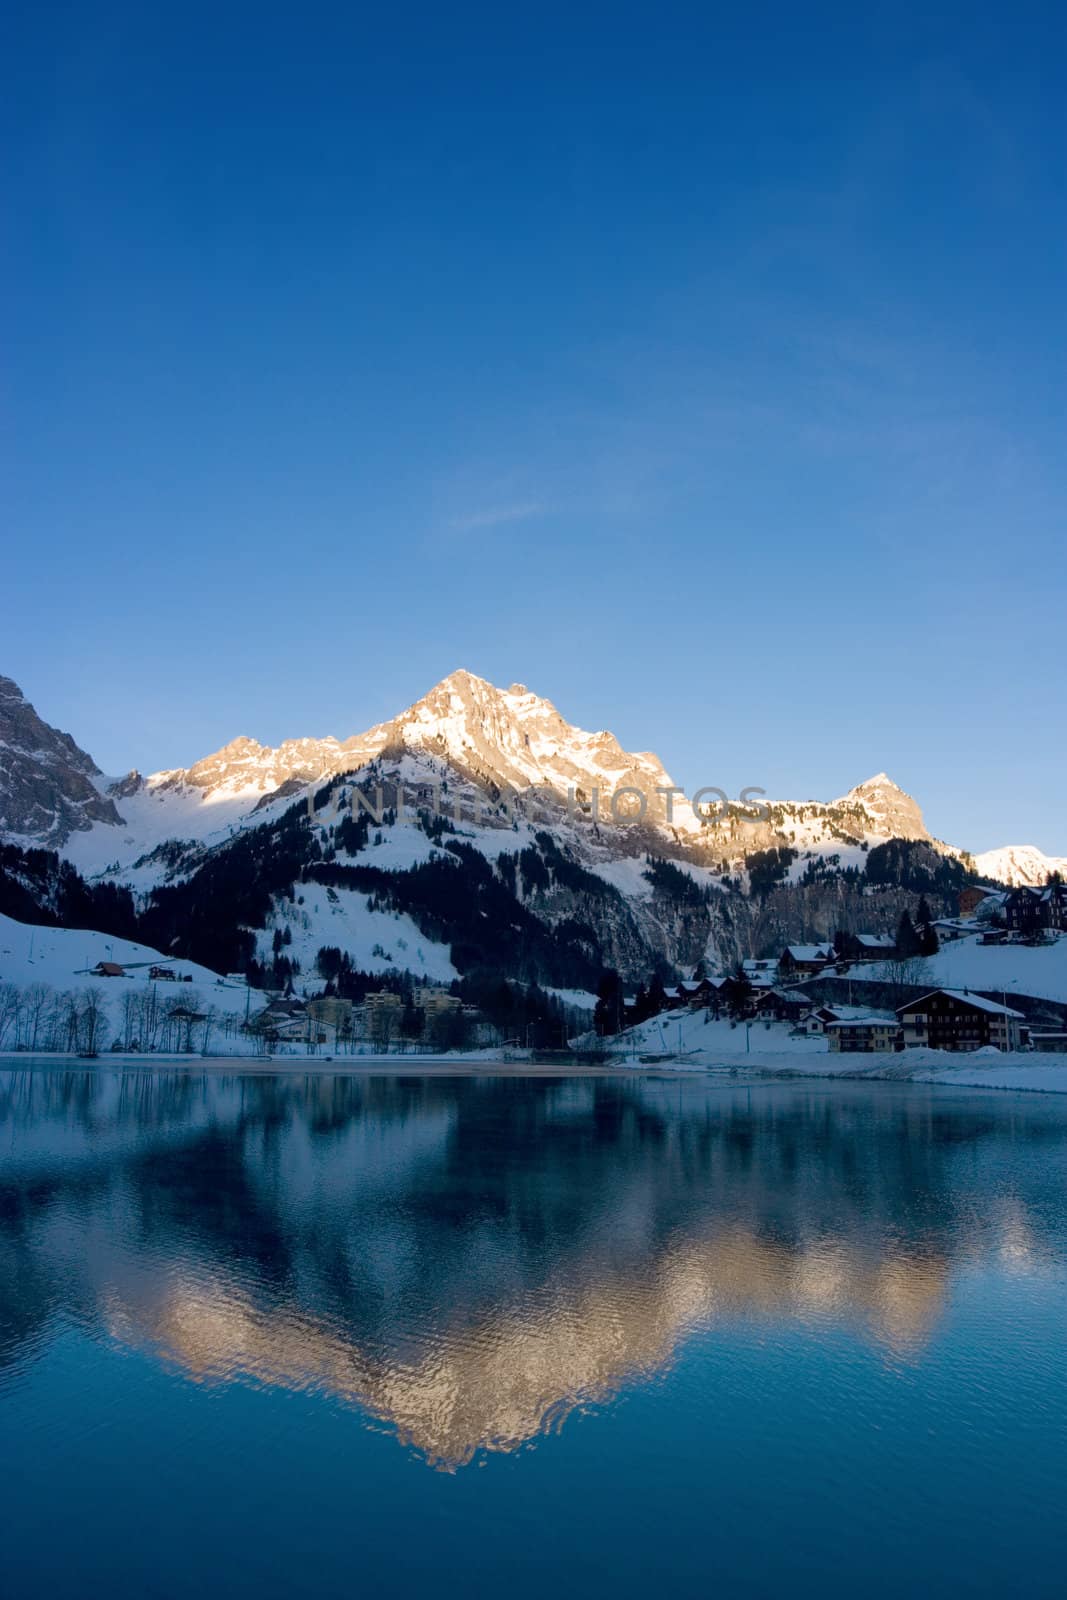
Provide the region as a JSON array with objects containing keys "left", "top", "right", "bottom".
[
  {"left": 895, "top": 910, "right": 921, "bottom": 959},
  {"left": 594, "top": 970, "right": 624, "bottom": 1036},
  {"left": 647, "top": 972, "right": 669, "bottom": 1015}
]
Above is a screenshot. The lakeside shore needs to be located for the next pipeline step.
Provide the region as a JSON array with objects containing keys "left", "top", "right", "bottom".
[{"left": 4, "top": 1046, "right": 1067, "bottom": 1091}]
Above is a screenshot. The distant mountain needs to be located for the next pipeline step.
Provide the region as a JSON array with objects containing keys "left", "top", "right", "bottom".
[
  {"left": 0, "top": 675, "right": 121, "bottom": 845},
  {"left": 973, "top": 844, "right": 1067, "bottom": 888}
]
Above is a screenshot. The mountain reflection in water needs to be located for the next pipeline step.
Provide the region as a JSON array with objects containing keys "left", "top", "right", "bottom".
[{"left": 1, "top": 1069, "right": 1064, "bottom": 1469}]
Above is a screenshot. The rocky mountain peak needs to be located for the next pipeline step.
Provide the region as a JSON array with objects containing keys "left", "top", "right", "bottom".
[
  {"left": 6, "top": 670, "right": 1063, "bottom": 892},
  {"left": 839, "top": 773, "right": 928, "bottom": 841},
  {"left": 370, "top": 670, "right": 678, "bottom": 808}
]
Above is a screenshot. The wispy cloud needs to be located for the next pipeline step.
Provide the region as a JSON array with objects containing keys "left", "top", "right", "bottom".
[{"left": 447, "top": 501, "right": 547, "bottom": 532}]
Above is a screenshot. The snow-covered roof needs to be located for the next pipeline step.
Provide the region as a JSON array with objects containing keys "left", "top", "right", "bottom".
[
  {"left": 899, "top": 989, "right": 1025, "bottom": 1019},
  {"left": 1008, "top": 884, "right": 1066, "bottom": 903},
  {"left": 783, "top": 944, "right": 833, "bottom": 962},
  {"left": 855, "top": 933, "right": 895, "bottom": 950},
  {"left": 825, "top": 1014, "right": 899, "bottom": 1028},
  {"left": 810, "top": 1003, "right": 886, "bottom": 1022}
]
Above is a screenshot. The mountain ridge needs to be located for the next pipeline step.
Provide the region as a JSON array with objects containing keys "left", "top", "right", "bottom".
[{"left": 0, "top": 668, "right": 1060, "bottom": 887}]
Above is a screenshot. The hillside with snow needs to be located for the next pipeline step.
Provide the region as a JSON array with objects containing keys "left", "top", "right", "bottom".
[
  {"left": 973, "top": 844, "right": 1067, "bottom": 887},
  {"left": 852, "top": 933, "right": 1067, "bottom": 1008},
  {"left": 0, "top": 911, "right": 265, "bottom": 1053}
]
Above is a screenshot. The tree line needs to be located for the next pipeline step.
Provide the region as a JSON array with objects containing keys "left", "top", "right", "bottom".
[{"left": 0, "top": 981, "right": 242, "bottom": 1055}]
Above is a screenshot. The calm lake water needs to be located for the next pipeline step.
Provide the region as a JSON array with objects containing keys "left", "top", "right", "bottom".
[{"left": 2, "top": 1067, "right": 1066, "bottom": 1598}]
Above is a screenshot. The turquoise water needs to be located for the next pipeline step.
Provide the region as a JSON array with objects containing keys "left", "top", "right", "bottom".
[{"left": 1, "top": 1067, "right": 1066, "bottom": 1598}]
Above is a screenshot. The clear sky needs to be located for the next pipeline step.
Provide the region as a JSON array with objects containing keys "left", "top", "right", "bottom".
[{"left": 4, "top": 1, "right": 1065, "bottom": 854}]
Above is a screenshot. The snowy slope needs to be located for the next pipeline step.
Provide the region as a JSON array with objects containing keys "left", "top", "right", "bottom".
[
  {"left": 0, "top": 912, "right": 250, "bottom": 1001},
  {"left": 973, "top": 845, "right": 1067, "bottom": 887},
  {"left": 62, "top": 774, "right": 299, "bottom": 882},
  {"left": 852, "top": 934, "right": 1067, "bottom": 1006},
  {"left": 262, "top": 882, "right": 457, "bottom": 984},
  {"left": 0, "top": 911, "right": 263, "bottom": 1051},
  {"left": 587, "top": 1004, "right": 829, "bottom": 1061}
]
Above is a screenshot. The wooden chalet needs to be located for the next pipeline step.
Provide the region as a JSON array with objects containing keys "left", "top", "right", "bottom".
[
  {"left": 1004, "top": 885, "right": 1066, "bottom": 935},
  {"left": 896, "top": 990, "right": 1024, "bottom": 1052},
  {"left": 778, "top": 944, "right": 834, "bottom": 980}
]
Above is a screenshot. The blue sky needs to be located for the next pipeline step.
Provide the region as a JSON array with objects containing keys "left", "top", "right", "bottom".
[{"left": 4, "top": 1, "right": 1065, "bottom": 852}]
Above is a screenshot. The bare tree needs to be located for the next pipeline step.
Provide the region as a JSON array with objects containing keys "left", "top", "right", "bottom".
[
  {"left": 78, "top": 988, "right": 109, "bottom": 1055},
  {"left": 22, "top": 984, "right": 51, "bottom": 1052},
  {"left": 60, "top": 991, "right": 81, "bottom": 1054},
  {"left": 0, "top": 984, "right": 22, "bottom": 1048},
  {"left": 199, "top": 1004, "right": 220, "bottom": 1055},
  {"left": 369, "top": 1006, "right": 396, "bottom": 1052},
  {"left": 880, "top": 955, "right": 931, "bottom": 998}
]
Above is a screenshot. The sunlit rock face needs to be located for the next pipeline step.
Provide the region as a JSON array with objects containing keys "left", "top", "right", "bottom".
[
  {"left": 3, "top": 667, "right": 953, "bottom": 865},
  {"left": 839, "top": 773, "right": 929, "bottom": 843},
  {"left": 6, "top": 669, "right": 1012, "bottom": 981},
  {"left": 121, "top": 678, "right": 939, "bottom": 859},
  {"left": 129, "top": 669, "right": 696, "bottom": 831}
]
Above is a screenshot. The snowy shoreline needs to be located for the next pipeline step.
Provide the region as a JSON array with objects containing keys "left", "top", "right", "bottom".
[{"left": 3, "top": 1045, "right": 1067, "bottom": 1092}]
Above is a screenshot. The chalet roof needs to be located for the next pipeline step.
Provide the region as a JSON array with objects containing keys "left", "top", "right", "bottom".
[
  {"left": 810, "top": 1003, "right": 883, "bottom": 1023},
  {"left": 897, "top": 989, "right": 1024, "bottom": 1019},
  {"left": 825, "top": 1014, "right": 899, "bottom": 1029},
  {"left": 783, "top": 944, "right": 833, "bottom": 962},
  {"left": 1007, "top": 884, "right": 1065, "bottom": 903},
  {"left": 855, "top": 933, "right": 895, "bottom": 950}
]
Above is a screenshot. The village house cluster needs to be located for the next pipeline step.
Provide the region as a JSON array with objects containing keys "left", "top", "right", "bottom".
[
  {"left": 628, "top": 879, "right": 1067, "bottom": 1053},
  {"left": 246, "top": 985, "right": 496, "bottom": 1050},
  {"left": 663, "top": 965, "right": 1030, "bottom": 1055},
  {"left": 73, "top": 881, "right": 1064, "bottom": 1059}
]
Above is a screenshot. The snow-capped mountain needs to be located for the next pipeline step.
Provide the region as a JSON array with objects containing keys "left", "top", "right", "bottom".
[
  {"left": 4, "top": 665, "right": 1065, "bottom": 991},
  {"left": 0, "top": 669, "right": 1060, "bottom": 897},
  {"left": 0, "top": 668, "right": 957, "bottom": 874},
  {"left": 973, "top": 844, "right": 1067, "bottom": 888},
  {"left": 99, "top": 670, "right": 704, "bottom": 855}
]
